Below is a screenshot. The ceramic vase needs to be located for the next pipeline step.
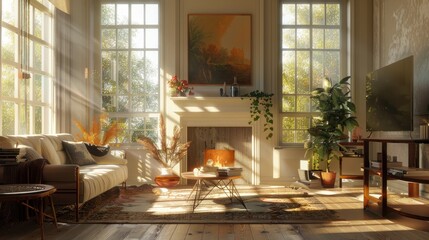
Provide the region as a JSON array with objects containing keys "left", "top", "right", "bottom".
[{"left": 154, "top": 167, "right": 180, "bottom": 187}]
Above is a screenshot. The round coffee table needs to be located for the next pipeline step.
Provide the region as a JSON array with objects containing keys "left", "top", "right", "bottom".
[
  {"left": 0, "top": 184, "right": 57, "bottom": 240},
  {"left": 181, "top": 172, "right": 247, "bottom": 211}
]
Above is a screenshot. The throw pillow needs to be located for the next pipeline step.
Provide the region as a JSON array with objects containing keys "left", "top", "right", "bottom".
[
  {"left": 16, "top": 145, "right": 44, "bottom": 162},
  {"left": 84, "top": 143, "right": 110, "bottom": 157},
  {"left": 62, "top": 141, "right": 96, "bottom": 166}
]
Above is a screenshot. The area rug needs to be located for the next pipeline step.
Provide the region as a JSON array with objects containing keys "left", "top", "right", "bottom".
[{"left": 57, "top": 185, "right": 338, "bottom": 224}]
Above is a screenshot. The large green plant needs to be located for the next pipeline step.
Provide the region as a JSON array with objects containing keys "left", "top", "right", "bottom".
[{"left": 306, "top": 76, "right": 359, "bottom": 172}]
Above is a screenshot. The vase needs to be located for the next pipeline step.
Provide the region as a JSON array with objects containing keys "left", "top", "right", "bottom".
[
  {"left": 154, "top": 167, "right": 180, "bottom": 187},
  {"left": 169, "top": 89, "right": 179, "bottom": 97}
]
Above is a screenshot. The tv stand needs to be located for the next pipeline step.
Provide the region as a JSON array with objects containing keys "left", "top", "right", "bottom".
[{"left": 363, "top": 138, "right": 429, "bottom": 220}]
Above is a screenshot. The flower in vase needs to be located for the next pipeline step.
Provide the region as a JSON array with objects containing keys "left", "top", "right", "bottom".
[{"left": 168, "top": 75, "right": 190, "bottom": 96}]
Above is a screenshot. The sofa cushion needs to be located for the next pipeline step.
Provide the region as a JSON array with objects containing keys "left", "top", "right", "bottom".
[
  {"left": 79, "top": 164, "right": 128, "bottom": 202},
  {"left": 7, "top": 135, "right": 42, "bottom": 154},
  {"left": 43, "top": 134, "right": 75, "bottom": 164},
  {"left": 41, "top": 138, "right": 61, "bottom": 165},
  {"left": 62, "top": 141, "right": 96, "bottom": 166}
]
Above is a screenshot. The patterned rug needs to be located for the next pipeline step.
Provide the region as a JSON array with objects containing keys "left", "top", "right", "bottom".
[{"left": 57, "top": 184, "right": 338, "bottom": 224}]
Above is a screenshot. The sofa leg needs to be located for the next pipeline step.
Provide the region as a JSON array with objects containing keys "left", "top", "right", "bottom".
[{"left": 122, "top": 181, "right": 127, "bottom": 189}]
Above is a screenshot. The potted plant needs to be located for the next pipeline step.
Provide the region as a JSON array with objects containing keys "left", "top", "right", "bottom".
[
  {"left": 138, "top": 114, "right": 191, "bottom": 187},
  {"left": 305, "top": 76, "right": 359, "bottom": 188}
]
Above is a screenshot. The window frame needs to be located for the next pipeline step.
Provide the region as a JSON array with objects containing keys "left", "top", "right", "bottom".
[
  {"left": 99, "top": 0, "right": 161, "bottom": 144},
  {"left": 279, "top": 0, "right": 348, "bottom": 146},
  {"left": 0, "top": 0, "right": 54, "bottom": 135}
]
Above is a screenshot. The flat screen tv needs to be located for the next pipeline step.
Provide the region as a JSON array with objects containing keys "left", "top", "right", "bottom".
[{"left": 366, "top": 56, "right": 414, "bottom": 132}]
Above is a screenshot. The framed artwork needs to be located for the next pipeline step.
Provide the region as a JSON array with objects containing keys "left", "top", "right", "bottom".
[{"left": 188, "top": 14, "right": 252, "bottom": 85}]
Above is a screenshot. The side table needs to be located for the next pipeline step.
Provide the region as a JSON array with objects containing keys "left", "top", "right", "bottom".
[{"left": 0, "top": 184, "right": 57, "bottom": 240}]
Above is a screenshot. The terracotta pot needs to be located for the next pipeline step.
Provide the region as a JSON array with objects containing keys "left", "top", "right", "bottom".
[
  {"left": 154, "top": 168, "right": 180, "bottom": 187},
  {"left": 320, "top": 171, "right": 336, "bottom": 188}
]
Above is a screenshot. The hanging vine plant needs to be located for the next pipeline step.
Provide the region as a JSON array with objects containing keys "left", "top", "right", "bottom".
[{"left": 241, "top": 90, "right": 274, "bottom": 140}]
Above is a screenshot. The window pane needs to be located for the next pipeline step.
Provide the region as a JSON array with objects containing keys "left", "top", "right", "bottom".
[
  {"left": 325, "top": 51, "right": 340, "bottom": 81},
  {"left": 131, "top": 29, "right": 144, "bottom": 49},
  {"left": 146, "top": 50, "right": 159, "bottom": 85},
  {"left": 1, "top": 65, "right": 16, "bottom": 97},
  {"left": 101, "top": 4, "right": 115, "bottom": 25},
  {"left": 297, "top": 95, "right": 310, "bottom": 112},
  {"left": 325, "top": 29, "right": 340, "bottom": 49},
  {"left": 34, "top": 8, "right": 43, "bottom": 38},
  {"left": 2, "top": 0, "right": 18, "bottom": 27},
  {"left": 296, "top": 28, "right": 310, "bottom": 48},
  {"left": 282, "top": 4, "right": 295, "bottom": 25},
  {"left": 312, "top": 4, "right": 325, "bottom": 25},
  {"left": 312, "top": 29, "right": 324, "bottom": 49},
  {"left": 1, "top": 28, "right": 18, "bottom": 62},
  {"left": 282, "top": 51, "right": 295, "bottom": 94},
  {"left": 117, "top": 29, "right": 129, "bottom": 49},
  {"left": 297, "top": 4, "right": 310, "bottom": 25},
  {"left": 145, "top": 29, "right": 158, "bottom": 48},
  {"left": 145, "top": 4, "right": 159, "bottom": 25},
  {"left": 2, "top": 101, "right": 15, "bottom": 135},
  {"left": 282, "top": 29, "right": 295, "bottom": 49},
  {"left": 102, "top": 95, "right": 116, "bottom": 112},
  {"left": 117, "top": 4, "right": 129, "bottom": 25},
  {"left": 118, "top": 95, "right": 129, "bottom": 112},
  {"left": 117, "top": 51, "right": 129, "bottom": 94},
  {"left": 326, "top": 4, "right": 340, "bottom": 26},
  {"left": 296, "top": 51, "right": 310, "bottom": 94},
  {"left": 33, "top": 74, "right": 42, "bottom": 102},
  {"left": 102, "top": 51, "right": 116, "bottom": 94},
  {"left": 131, "top": 95, "right": 145, "bottom": 112},
  {"left": 312, "top": 51, "right": 324, "bottom": 88},
  {"left": 34, "top": 106, "right": 42, "bottom": 133},
  {"left": 130, "top": 51, "right": 145, "bottom": 92},
  {"left": 131, "top": 4, "right": 144, "bottom": 25},
  {"left": 102, "top": 29, "right": 116, "bottom": 49},
  {"left": 32, "top": 41, "right": 42, "bottom": 70},
  {"left": 282, "top": 95, "right": 295, "bottom": 112}
]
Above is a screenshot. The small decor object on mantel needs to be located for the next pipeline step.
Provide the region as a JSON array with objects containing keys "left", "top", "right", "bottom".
[
  {"left": 241, "top": 90, "right": 274, "bottom": 139},
  {"left": 138, "top": 114, "right": 191, "bottom": 187},
  {"left": 168, "top": 75, "right": 190, "bottom": 97}
]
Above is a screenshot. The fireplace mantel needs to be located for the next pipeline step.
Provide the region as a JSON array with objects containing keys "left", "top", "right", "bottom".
[{"left": 170, "top": 96, "right": 251, "bottom": 114}]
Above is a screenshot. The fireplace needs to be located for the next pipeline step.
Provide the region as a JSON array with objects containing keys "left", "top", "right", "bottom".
[
  {"left": 187, "top": 127, "right": 252, "bottom": 184},
  {"left": 171, "top": 97, "right": 261, "bottom": 185}
]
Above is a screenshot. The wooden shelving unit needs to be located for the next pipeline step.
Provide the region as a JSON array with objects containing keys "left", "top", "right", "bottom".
[{"left": 363, "top": 138, "right": 429, "bottom": 220}]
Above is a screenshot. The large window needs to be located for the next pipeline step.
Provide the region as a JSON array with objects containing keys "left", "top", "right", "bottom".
[
  {"left": 280, "top": 0, "right": 347, "bottom": 144},
  {"left": 100, "top": 1, "right": 160, "bottom": 143},
  {"left": 0, "top": 0, "right": 54, "bottom": 135}
]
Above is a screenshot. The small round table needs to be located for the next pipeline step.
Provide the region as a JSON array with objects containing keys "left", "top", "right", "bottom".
[
  {"left": 0, "top": 184, "right": 57, "bottom": 240},
  {"left": 181, "top": 172, "right": 247, "bottom": 211}
]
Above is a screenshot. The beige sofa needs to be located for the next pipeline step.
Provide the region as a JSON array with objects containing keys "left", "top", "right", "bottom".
[{"left": 0, "top": 133, "right": 128, "bottom": 221}]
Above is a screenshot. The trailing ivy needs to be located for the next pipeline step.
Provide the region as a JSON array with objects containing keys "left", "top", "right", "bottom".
[{"left": 241, "top": 90, "right": 274, "bottom": 140}]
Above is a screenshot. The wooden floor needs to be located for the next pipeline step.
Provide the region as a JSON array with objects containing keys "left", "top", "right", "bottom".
[{"left": 1, "top": 184, "right": 429, "bottom": 240}]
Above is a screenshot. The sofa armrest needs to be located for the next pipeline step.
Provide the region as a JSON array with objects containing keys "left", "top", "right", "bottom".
[
  {"left": 92, "top": 154, "right": 127, "bottom": 165},
  {"left": 43, "top": 164, "right": 79, "bottom": 182}
]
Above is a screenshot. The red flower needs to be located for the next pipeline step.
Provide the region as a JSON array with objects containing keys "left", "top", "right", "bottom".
[{"left": 168, "top": 75, "right": 190, "bottom": 93}]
